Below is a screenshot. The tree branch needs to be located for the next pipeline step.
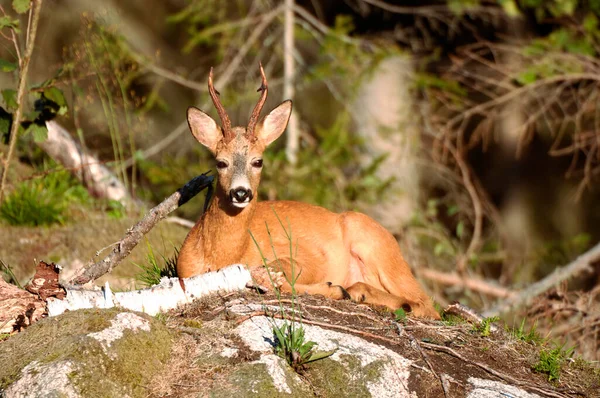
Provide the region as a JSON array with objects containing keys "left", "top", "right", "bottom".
[
  {"left": 420, "top": 268, "right": 515, "bottom": 299},
  {"left": 69, "top": 173, "right": 214, "bottom": 285}
]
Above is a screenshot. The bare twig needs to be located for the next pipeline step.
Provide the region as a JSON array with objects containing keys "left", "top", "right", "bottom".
[
  {"left": 0, "top": 0, "right": 43, "bottom": 204},
  {"left": 164, "top": 216, "right": 195, "bottom": 229},
  {"left": 130, "top": 52, "right": 207, "bottom": 92},
  {"left": 421, "top": 268, "right": 515, "bottom": 299},
  {"left": 69, "top": 173, "right": 214, "bottom": 285}
]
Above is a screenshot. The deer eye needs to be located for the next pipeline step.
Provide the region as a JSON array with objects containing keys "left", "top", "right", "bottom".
[
  {"left": 251, "top": 159, "right": 263, "bottom": 168},
  {"left": 216, "top": 160, "right": 229, "bottom": 169}
]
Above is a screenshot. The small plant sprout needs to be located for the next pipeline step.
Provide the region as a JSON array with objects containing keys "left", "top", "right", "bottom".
[
  {"left": 509, "top": 318, "right": 543, "bottom": 344},
  {"left": 533, "top": 344, "right": 575, "bottom": 382},
  {"left": 134, "top": 241, "right": 178, "bottom": 287},
  {"left": 474, "top": 316, "right": 500, "bottom": 337},
  {"left": 272, "top": 320, "right": 336, "bottom": 372},
  {"left": 394, "top": 308, "right": 407, "bottom": 323}
]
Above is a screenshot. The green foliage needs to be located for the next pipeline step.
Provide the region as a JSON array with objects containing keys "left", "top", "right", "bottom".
[
  {"left": 311, "top": 15, "right": 395, "bottom": 95},
  {"left": 448, "top": 0, "right": 480, "bottom": 15},
  {"left": 106, "top": 199, "right": 126, "bottom": 220},
  {"left": 0, "top": 170, "right": 89, "bottom": 226},
  {"left": 12, "top": 0, "right": 31, "bottom": 14},
  {"left": 440, "top": 313, "right": 466, "bottom": 326},
  {"left": 473, "top": 316, "right": 499, "bottom": 337},
  {"left": 68, "top": 19, "right": 146, "bottom": 194},
  {"left": 414, "top": 74, "right": 467, "bottom": 98},
  {"left": 261, "top": 114, "right": 392, "bottom": 212},
  {"left": 27, "top": 123, "right": 47, "bottom": 143},
  {"left": 518, "top": 0, "right": 580, "bottom": 19},
  {"left": 408, "top": 198, "right": 461, "bottom": 260},
  {"left": 272, "top": 321, "right": 336, "bottom": 372},
  {"left": 533, "top": 344, "right": 575, "bottom": 381},
  {"left": 0, "top": 59, "right": 17, "bottom": 72},
  {"left": 393, "top": 308, "right": 407, "bottom": 323},
  {"left": 167, "top": 0, "right": 228, "bottom": 54},
  {"left": 1, "top": 89, "right": 17, "bottom": 109},
  {"left": 134, "top": 242, "right": 179, "bottom": 287},
  {"left": 498, "top": 0, "right": 521, "bottom": 16},
  {"left": 530, "top": 233, "right": 590, "bottom": 278},
  {"left": 509, "top": 319, "right": 544, "bottom": 344},
  {"left": 0, "top": 15, "right": 20, "bottom": 32}
]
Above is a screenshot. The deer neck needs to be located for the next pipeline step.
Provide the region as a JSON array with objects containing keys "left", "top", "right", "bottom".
[{"left": 198, "top": 188, "right": 256, "bottom": 269}]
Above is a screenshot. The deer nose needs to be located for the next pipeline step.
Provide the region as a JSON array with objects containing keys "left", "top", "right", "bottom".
[{"left": 230, "top": 187, "right": 253, "bottom": 203}]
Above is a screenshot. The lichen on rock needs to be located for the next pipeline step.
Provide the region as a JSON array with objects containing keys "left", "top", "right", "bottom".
[{"left": 0, "top": 308, "right": 172, "bottom": 398}]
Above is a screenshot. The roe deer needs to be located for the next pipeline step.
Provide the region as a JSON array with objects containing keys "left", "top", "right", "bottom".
[{"left": 177, "top": 65, "right": 439, "bottom": 319}]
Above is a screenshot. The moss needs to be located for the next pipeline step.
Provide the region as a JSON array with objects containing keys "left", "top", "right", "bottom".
[
  {"left": 183, "top": 319, "right": 202, "bottom": 328},
  {"left": 304, "top": 354, "right": 385, "bottom": 396},
  {"left": 210, "top": 361, "right": 311, "bottom": 398},
  {"left": 1, "top": 308, "right": 114, "bottom": 386},
  {"left": 0, "top": 309, "right": 172, "bottom": 398}
]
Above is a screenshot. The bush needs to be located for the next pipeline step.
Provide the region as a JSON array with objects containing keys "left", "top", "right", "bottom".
[{"left": 0, "top": 171, "right": 89, "bottom": 226}]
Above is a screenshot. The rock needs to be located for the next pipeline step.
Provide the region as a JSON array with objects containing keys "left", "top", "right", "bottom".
[
  {"left": 1, "top": 292, "right": 598, "bottom": 397},
  {"left": 0, "top": 308, "right": 171, "bottom": 398}
]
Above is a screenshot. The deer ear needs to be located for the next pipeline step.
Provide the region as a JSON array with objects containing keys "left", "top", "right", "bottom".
[
  {"left": 187, "top": 107, "right": 221, "bottom": 153},
  {"left": 256, "top": 100, "right": 292, "bottom": 146}
]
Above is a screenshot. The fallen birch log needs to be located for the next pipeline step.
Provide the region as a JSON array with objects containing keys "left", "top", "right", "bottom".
[
  {"left": 41, "top": 121, "right": 131, "bottom": 205},
  {"left": 48, "top": 264, "right": 252, "bottom": 317},
  {"left": 3, "top": 261, "right": 255, "bottom": 331}
]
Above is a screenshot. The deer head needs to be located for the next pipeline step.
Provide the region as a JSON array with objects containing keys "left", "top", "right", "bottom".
[{"left": 187, "top": 64, "right": 292, "bottom": 210}]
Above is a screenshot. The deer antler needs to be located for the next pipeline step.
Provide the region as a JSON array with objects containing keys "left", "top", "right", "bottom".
[
  {"left": 246, "top": 63, "right": 268, "bottom": 140},
  {"left": 208, "top": 67, "right": 234, "bottom": 142}
]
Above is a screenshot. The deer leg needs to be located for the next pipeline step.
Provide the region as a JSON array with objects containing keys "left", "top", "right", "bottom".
[
  {"left": 340, "top": 212, "right": 440, "bottom": 319},
  {"left": 251, "top": 259, "right": 350, "bottom": 301},
  {"left": 345, "top": 282, "right": 439, "bottom": 319},
  {"left": 280, "top": 281, "right": 351, "bottom": 300}
]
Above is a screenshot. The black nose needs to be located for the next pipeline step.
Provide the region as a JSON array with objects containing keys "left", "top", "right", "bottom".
[{"left": 230, "top": 188, "right": 253, "bottom": 202}]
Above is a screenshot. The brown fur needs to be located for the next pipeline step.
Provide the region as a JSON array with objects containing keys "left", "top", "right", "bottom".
[{"left": 177, "top": 72, "right": 439, "bottom": 319}]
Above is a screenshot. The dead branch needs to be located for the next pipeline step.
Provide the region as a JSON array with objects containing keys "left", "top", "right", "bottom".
[
  {"left": 164, "top": 216, "right": 195, "bottom": 229},
  {"left": 69, "top": 173, "right": 214, "bottom": 285},
  {"left": 484, "top": 241, "right": 600, "bottom": 317},
  {"left": 421, "top": 268, "right": 515, "bottom": 299},
  {"left": 40, "top": 121, "right": 132, "bottom": 204}
]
